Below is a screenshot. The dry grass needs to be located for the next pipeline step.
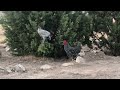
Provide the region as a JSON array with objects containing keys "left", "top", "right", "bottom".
[
  {"left": 0, "top": 25, "right": 6, "bottom": 44},
  {"left": 0, "top": 35, "right": 6, "bottom": 43}
]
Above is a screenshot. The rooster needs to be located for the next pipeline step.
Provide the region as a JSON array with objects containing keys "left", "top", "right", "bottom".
[{"left": 63, "top": 40, "right": 82, "bottom": 60}]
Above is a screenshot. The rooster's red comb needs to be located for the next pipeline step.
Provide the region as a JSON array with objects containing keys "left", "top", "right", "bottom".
[{"left": 63, "top": 40, "right": 68, "bottom": 45}]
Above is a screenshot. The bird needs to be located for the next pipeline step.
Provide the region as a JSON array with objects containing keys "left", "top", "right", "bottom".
[
  {"left": 63, "top": 40, "right": 82, "bottom": 60},
  {"left": 37, "top": 27, "right": 51, "bottom": 43}
]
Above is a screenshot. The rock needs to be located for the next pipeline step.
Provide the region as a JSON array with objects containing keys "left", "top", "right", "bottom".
[
  {"left": 84, "top": 50, "right": 105, "bottom": 61},
  {"left": 5, "top": 67, "right": 12, "bottom": 73},
  {"left": 0, "top": 66, "right": 5, "bottom": 72},
  {"left": 81, "top": 45, "right": 90, "bottom": 52},
  {"left": 5, "top": 46, "right": 10, "bottom": 52},
  {"left": 3, "top": 64, "right": 26, "bottom": 73},
  {"left": 3, "top": 45, "right": 6, "bottom": 48},
  {"left": 79, "top": 51, "right": 85, "bottom": 57},
  {"left": 101, "top": 46, "right": 111, "bottom": 55},
  {"left": 90, "top": 50, "right": 95, "bottom": 53},
  {"left": 13, "top": 64, "right": 26, "bottom": 72},
  {"left": 92, "top": 43, "right": 99, "bottom": 48},
  {"left": 0, "top": 66, "right": 4, "bottom": 70},
  {"left": 96, "top": 49, "right": 101, "bottom": 53},
  {"left": 0, "top": 66, "right": 5, "bottom": 73},
  {"left": 33, "top": 60, "right": 36, "bottom": 63},
  {"left": 62, "top": 62, "right": 74, "bottom": 67},
  {"left": 40, "top": 64, "right": 52, "bottom": 70},
  {"left": 90, "top": 47, "right": 101, "bottom": 54},
  {"left": 76, "top": 56, "right": 86, "bottom": 64}
]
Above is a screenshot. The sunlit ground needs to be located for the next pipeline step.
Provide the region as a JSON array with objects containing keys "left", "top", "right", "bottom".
[{"left": 0, "top": 25, "right": 6, "bottom": 44}]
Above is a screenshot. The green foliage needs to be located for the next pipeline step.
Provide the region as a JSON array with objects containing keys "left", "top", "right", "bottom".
[
  {"left": 37, "top": 42, "right": 54, "bottom": 56},
  {"left": 2, "top": 11, "right": 120, "bottom": 58}
]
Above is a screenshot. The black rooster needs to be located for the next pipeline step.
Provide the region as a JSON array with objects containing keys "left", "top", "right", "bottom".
[{"left": 63, "top": 40, "right": 82, "bottom": 60}]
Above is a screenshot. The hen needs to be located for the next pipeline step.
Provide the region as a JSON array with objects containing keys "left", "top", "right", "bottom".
[
  {"left": 63, "top": 40, "right": 82, "bottom": 60},
  {"left": 37, "top": 27, "right": 51, "bottom": 43}
]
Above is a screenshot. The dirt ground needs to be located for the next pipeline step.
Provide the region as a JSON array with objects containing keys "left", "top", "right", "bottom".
[
  {"left": 1, "top": 26, "right": 120, "bottom": 79},
  {"left": 1, "top": 44, "right": 120, "bottom": 79}
]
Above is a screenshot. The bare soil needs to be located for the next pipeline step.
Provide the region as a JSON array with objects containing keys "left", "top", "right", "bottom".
[{"left": 1, "top": 44, "right": 120, "bottom": 79}]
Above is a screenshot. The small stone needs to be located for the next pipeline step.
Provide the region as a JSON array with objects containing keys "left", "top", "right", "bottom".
[
  {"left": 76, "top": 56, "right": 86, "bottom": 64},
  {"left": 5, "top": 67, "right": 12, "bottom": 73},
  {"left": 40, "top": 64, "right": 52, "bottom": 70},
  {"left": 5, "top": 46, "right": 10, "bottom": 52},
  {"left": 33, "top": 60, "right": 36, "bottom": 63},
  {"left": 79, "top": 51, "right": 85, "bottom": 57},
  {"left": 1, "top": 43, "right": 7, "bottom": 48},
  {"left": 62, "top": 62, "right": 74, "bottom": 67},
  {"left": 14, "top": 64, "right": 26, "bottom": 72},
  {"left": 91, "top": 49, "right": 101, "bottom": 54},
  {"left": 91, "top": 50, "right": 97, "bottom": 54},
  {"left": 0, "top": 66, "right": 4, "bottom": 70},
  {"left": 81, "top": 45, "right": 90, "bottom": 52}
]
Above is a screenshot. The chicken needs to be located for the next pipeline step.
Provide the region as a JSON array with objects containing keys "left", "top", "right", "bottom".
[
  {"left": 63, "top": 40, "right": 82, "bottom": 60},
  {"left": 37, "top": 27, "right": 51, "bottom": 43}
]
